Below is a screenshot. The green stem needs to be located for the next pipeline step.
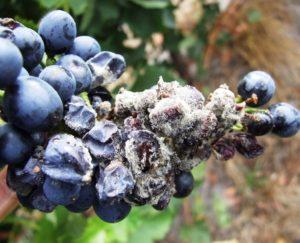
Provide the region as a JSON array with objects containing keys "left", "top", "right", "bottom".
[
  {"left": 235, "top": 96, "right": 244, "bottom": 103},
  {"left": 245, "top": 107, "right": 268, "bottom": 114}
]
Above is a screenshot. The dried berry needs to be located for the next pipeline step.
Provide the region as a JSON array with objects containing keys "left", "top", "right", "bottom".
[
  {"left": 213, "top": 138, "right": 235, "bottom": 161},
  {"left": 232, "top": 133, "right": 264, "bottom": 159}
]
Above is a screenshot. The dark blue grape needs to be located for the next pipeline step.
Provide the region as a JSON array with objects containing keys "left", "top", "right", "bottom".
[
  {"left": 3, "top": 76, "right": 63, "bottom": 132},
  {"left": 93, "top": 199, "right": 131, "bottom": 223},
  {"left": 17, "top": 193, "right": 34, "bottom": 209},
  {"left": 57, "top": 54, "right": 92, "bottom": 93},
  {"left": 95, "top": 161, "right": 134, "bottom": 201},
  {"left": 237, "top": 71, "right": 276, "bottom": 107},
  {"left": 269, "top": 102, "right": 300, "bottom": 137},
  {"left": 43, "top": 177, "right": 81, "bottom": 206},
  {"left": 68, "top": 36, "right": 101, "bottom": 61},
  {"left": 64, "top": 96, "right": 96, "bottom": 134},
  {"left": 30, "top": 132, "right": 47, "bottom": 146},
  {"left": 30, "top": 188, "right": 56, "bottom": 213},
  {"left": 13, "top": 27, "right": 45, "bottom": 70},
  {"left": 0, "top": 124, "right": 33, "bottom": 166},
  {"left": 66, "top": 184, "right": 95, "bottom": 213},
  {"left": 42, "top": 134, "right": 93, "bottom": 184},
  {"left": 174, "top": 171, "right": 194, "bottom": 198},
  {"left": 0, "top": 38, "right": 23, "bottom": 89},
  {"left": 87, "top": 51, "right": 126, "bottom": 88},
  {"left": 0, "top": 26, "right": 15, "bottom": 41},
  {"left": 6, "top": 165, "right": 34, "bottom": 196},
  {"left": 39, "top": 65, "right": 76, "bottom": 102},
  {"left": 88, "top": 86, "right": 112, "bottom": 104},
  {"left": 29, "top": 64, "right": 43, "bottom": 77},
  {"left": 38, "top": 10, "right": 76, "bottom": 55},
  {"left": 83, "top": 120, "right": 118, "bottom": 161}
]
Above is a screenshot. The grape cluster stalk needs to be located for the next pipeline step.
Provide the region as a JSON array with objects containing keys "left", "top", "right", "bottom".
[{"left": 0, "top": 10, "right": 299, "bottom": 223}]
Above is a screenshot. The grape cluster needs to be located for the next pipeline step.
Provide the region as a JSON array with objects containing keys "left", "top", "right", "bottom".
[{"left": 0, "top": 11, "right": 299, "bottom": 224}]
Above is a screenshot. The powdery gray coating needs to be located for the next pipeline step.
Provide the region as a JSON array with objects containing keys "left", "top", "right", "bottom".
[
  {"left": 43, "top": 134, "right": 93, "bottom": 184},
  {"left": 64, "top": 96, "right": 96, "bottom": 134}
]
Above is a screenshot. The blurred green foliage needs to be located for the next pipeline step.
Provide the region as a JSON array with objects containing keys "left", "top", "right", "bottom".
[{"left": 0, "top": 1, "right": 229, "bottom": 242}]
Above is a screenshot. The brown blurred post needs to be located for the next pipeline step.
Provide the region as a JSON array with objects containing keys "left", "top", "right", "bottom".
[{"left": 0, "top": 167, "right": 18, "bottom": 221}]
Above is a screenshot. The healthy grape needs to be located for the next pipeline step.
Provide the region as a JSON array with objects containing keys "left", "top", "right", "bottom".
[
  {"left": 29, "top": 64, "right": 43, "bottom": 77},
  {"left": 93, "top": 199, "right": 131, "bottom": 223},
  {"left": 39, "top": 65, "right": 76, "bottom": 102},
  {"left": 38, "top": 10, "right": 76, "bottom": 55},
  {"left": 13, "top": 27, "right": 45, "bottom": 70},
  {"left": 68, "top": 36, "right": 101, "bottom": 61},
  {"left": 18, "top": 67, "right": 29, "bottom": 77},
  {"left": 0, "top": 124, "right": 34, "bottom": 166},
  {"left": 0, "top": 38, "right": 23, "bottom": 89},
  {"left": 3, "top": 76, "right": 63, "bottom": 132},
  {"left": 66, "top": 185, "right": 95, "bottom": 213},
  {"left": 269, "top": 102, "right": 300, "bottom": 137},
  {"left": 173, "top": 171, "right": 194, "bottom": 198},
  {"left": 57, "top": 54, "right": 92, "bottom": 93},
  {"left": 237, "top": 71, "right": 276, "bottom": 107}
]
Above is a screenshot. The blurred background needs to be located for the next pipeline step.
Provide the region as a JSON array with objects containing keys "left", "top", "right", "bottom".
[{"left": 0, "top": 0, "right": 299, "bottom": 242}]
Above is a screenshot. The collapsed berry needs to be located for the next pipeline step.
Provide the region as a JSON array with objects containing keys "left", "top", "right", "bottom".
[
  {"left": 42, "top": 134, "right": 93, "bottom": 184},
  {"left": 237, "top": 71, "right": 276, "bottom": 107},
  {"left": 64, "top": 96, "right": 96, "bottom": 134},
  {"left": 269, "top": 102, "right": 300, "bottom": 137},
  {"left": 87, "top": 51, "right": 126, "bottom": 88},
  {"left": 95, "top": 160, "right": 134, "bottom": 201}
]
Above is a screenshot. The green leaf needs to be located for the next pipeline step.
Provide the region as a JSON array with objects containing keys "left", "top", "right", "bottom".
[
  {"left": 38, "top": 0, "right": 61, "bottom": 9},
  {"left": 130, "top": 0, "right": 169, "bottom": 9},
  {"left": 68, "top": 0, "right": 88, "bottom": 15}
]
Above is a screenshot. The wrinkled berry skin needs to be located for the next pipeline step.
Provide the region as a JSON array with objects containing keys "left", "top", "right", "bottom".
[
  {"left": 39, "top": 65, "right": 76, "bottom": 102},
  {"left": 0, "top": 124, "right": 34, "bottom": 166},
  {"left": 38, "top": 10, "right": 76, "bottom": 55},
  {"left": 238, "top": 71, "right": 275, "bottom": 107},
  {"left": 95, "top": 161, "right": 134, "bottom": 201},
  {"left": 83, "top": 120, "right": 118, "bottom": 161},
  {"left": 213, "top": 138, "right": 235, "bottom": 161},
  {"left": 93, "top": 199, "right": 131, "bottom": 223},
  {"left": 232, "top": 133, "right": 264, "bottom": 159},
  {"left": 87, "top": 51, "right": 126, "bottom": 88},
  {"left": 0, "top": 38, "right": 23, "bottom": 89},
  {"left": 174, "top": 171, "right": 194, "bottom": 198},
  {"left": 243, "top": 112, "right": 274, "bottom": 136},
  {"left": 57, "top": 54, "right": 92, "bottom": 94},
  {"left": 64, "top": 96, "right": 96, "bottom": 134},
  {"left": 43, "top": 177, "right": 81, "bottom": 206},
  {"left": 269, "top": 102, "right": 300, "bottom": 137},
  {"left": 68, "top": 36, "right": 101, "bottom": 61},
  {"left": 66, "top": 185, "right": 95, "bottom": 213},
  {"left": 43, "top": 134, "right": 93, "bottom": 184},
  {"left": 3, "top": 76, "right": 63, "bottom": 132},
  {"left": 13, "top": 27, "right": 45, "bottom": 70}
]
